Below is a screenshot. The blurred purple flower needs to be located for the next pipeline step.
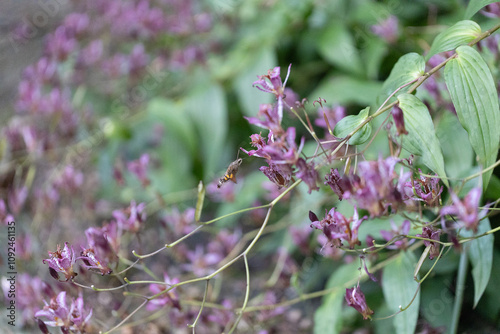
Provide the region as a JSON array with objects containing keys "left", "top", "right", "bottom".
[
  {"left": 315, "top": 105, "right": 346, "bottom": 130},
  {"left": 161, "top": 207, "right": 196, "bottom": 238},
  {"left": 45, "top": 26, "right": 77, "bottom": 61},
  {"left": 289, "top": 225, "right": 313, "bottom": 255},
  {"left": 441, "top": 187, "right": 482, "bottom": 232},
  {"left": 8, "top": 186, "right": 28, "bottom": 215},
  {"left": 53, "top": 165, "right": 84, "bottom": 193},
  {"left": 43, "top": 242, "right": 77, "bottom": 281},
  {"left": 295, "top": 158, "right": 319, "bottom": 193},
  {"left": 380, "top": 220, "right": 414, "bottom": 250},
  {"left": 63, "top": 13, "right": 90, "bottom": 37},
  {"left": 371, "top": 15, "right": 399, "bottom": 43},
  {"left": 77, "top": 39, "right": 104, "bottom": 68},
  {"left": 85, "top": 226, "right": 118, "bottom": 264},
  {"left": 129, "top": 43, "right": 150, "bottom": 76},
  {"left": 481, "top": 3, "right": 500, "bottom": 18},
  {"left": 147, "top": 273, "right": 181, "bottom": 311},
  {"left": 127, "top": 153, "right": 150, "bottom": 187},
  {"left": 245, "top": 103, "right": 283, "bottom": 134},
  {"left": 184, "top": 245, "right": 223, "bottom": 276},
  {"left": 0, "top": 199, "right": 15, "bottom": 225},
  {"left": 113, "top": 200, "right": 147, "bottom": 233},
  {"left": 345, "top": 286, "right": 373, "bottom": 319},
  {"left": 35, "top": 292, "right": 92, "bottom": 333},
  {"left": 22, "top": 57, "right": 58, "bottom": 84}
]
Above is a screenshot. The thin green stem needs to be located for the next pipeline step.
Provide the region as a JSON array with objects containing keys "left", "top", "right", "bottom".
[{"left": 450, "top": 250, "right": 468, "bottom": 334}]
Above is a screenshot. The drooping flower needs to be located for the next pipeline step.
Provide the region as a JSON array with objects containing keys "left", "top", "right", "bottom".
[
  {"left": 416, "top": 226, "right": 441, "bottom": 260},
  {"left": 345, "top": 286, "right": 374, "bottom": 319},
  {"left": 391, "top": 105, "right": 408, "bottom": 136},
  {"left": 440, "top": 187, "right": 482, "bottom": 232},
  {"left": 42, "top": 242, "right": 77, "bottom": 281},
  {"left": 324, "top": 168, "right": 344, "bottom": 200},
  {"left": 78, "top": 247, "right": 113, "bottom": 275}
]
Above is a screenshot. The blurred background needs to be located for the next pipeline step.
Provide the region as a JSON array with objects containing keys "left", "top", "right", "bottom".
[{"left": 0, "top": 0, "right": 499, "bottom": 333}]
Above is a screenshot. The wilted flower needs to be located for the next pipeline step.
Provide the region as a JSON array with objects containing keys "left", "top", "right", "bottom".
[
  {"left": 43, "top": 242, "right": 77, "bottom": 281},
  {"left": 345, "top": 286, "right": 374, "bottom": 319},
  {"left": 324, "top": 168, "right": 344, "bottom": 200},
  {"left": 416, "top": 226, "right": 441, "bottom": 260},
  {"left": 296, "top": 158, "right": 319, "bottom": 193},
  {"left": 403, "top": 170, "right": 443, "bottom": 207},
  {"left": 391, "top": 105, "right": 408, "bottom": 136},
  {"left": 79, "top": 247, "right": 113, "bottom": 275}
]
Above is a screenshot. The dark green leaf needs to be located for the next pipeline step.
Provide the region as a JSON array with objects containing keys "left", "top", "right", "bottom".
[
  {"left": 462, "top": 217, "right": 494, "bottom": 307},
  {"left": 427, "top": 20, "right": 481, "bottom": 60},
  {"left": 382, "top": 251, "right": 420, "bottom": 334},
  {"left": 444, "top": 45, "right": 500, "bottom": 189},
  {"left": 397, "top": 94, "right": 449, "bottom": 187},
  {"left": 333, "top": 107, "right": 372, "bottom": 145}
]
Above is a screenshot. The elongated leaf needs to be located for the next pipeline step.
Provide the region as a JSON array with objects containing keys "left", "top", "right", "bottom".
[
  {"left": 333, "top": 107, "right": 372, "bottom": 145},
  {"left": 316, "top": 21, "right": 363, "bottom": 76},
  {"left": 444, "top": 45, "right": 500, "bottom": 189},
  {"left": 378, "top": 53, "right": 425, "bottom": 104},
  {"left": 464, "top": 0, "right": 499, "bottom": 19},
  {"left": 382, "top": 251, "right": 420, "bottom": 334},
  {"left": 427, "top": 20, "right": 481, "bottom": 60},
  {"left": 462, "top": 217, "right": 494, "bottom": 307},
  {"left": 314, "top": 262, "right": 359, "bottom": 334},
  {"left": 397, "top": 94, "right": 449, "bottom": 187}
]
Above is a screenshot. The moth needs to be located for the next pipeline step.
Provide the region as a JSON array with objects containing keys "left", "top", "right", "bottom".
[{"left": 217, "top": 158, "right": 243, "bottom": 188}]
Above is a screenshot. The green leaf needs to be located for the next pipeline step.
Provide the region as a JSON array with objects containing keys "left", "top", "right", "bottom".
[
  {"left": 234, "top": 48, "right": 276, "bottom": 118},
  {"left": 436, "top": 111, "right": 474, "bottom": 182},
  {"left": 310, "top": 75, "right": 382, "bottom": 106},
  {"left": 444, "top": 45, "right": 500, "bottom": 189},
  {"left": 316, "top": 21, "right": 363, "bottom": 76},
  {"left": 427, "top": 20, "right": 481, "bottom": 60},
  {"left": 464, "top": 0, "right": 499, "bottom": 19},
  {"left": 462, "top": 217, "right": 494, "bottom": 307},
  {"left": 382, "top": 251, "right": 420, "bottom": 334},
  {"left": 378, "top": 53, "right": 425, "bottom": 104},
  {"left": 397, "top": 94, "right": 449, "bottom": 187},
  {"left": 314, "top": 262, "right": 359, "bottom": 334},
  {"left": 333, "top": 107, "right": 372, "bottom": 145},
  {"left": 186, "top": 78, "right": 228, "bottom": 178}
]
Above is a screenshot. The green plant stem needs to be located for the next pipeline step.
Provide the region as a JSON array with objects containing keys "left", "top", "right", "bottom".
[{"left": 450, "top": 250, "right": 468, "bottom": 334}]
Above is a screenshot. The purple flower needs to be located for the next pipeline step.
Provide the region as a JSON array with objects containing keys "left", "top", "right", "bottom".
[
  {"left": 315, "top": 105, "right": 346, "bottom": 130},
  {"left": 53, "top": 165, "right": 84, "bottom": 193},
  {"left": 441, "top": 187, "right": 482, "bottom": 232},
  {"left": 127, "top": 153, "right": 150, "bottom": 187},
  {"left": 324, "top": 168, "right": 344, "bottom": 200},
  {"left": 403, "top": 170, "right": 443, "bottom": 207},
  {"left": 35, "top": 292, "right": 92, "bottom": 333},
  {"left": 77, "top": 39, "right": 104, "bottom": 68},
  {"left": 0, "top": 199, "right": 15, "bottom": 225},
  {"left": 112, "top": 200, "right": 147, "bottom": 233},
  {"left": 45, "top": 26, "right": 77, "bottom": 61},
  {"left": 309, "top": 207, "right": 366, "bottom": 249},
  {"left": 245, "top": 103, "right": 284, "bottom": 134},
  {"left": 341, "top": 156, "right": 409, "bottom": 217},
  {"left": 43, "top": 242, "right": 77, "bottom": 281},
  {"left": 161, "top": 207, "right": 196, "bottom": 238},
  {"left": 63, "top": 13, "right": 90, "bottom": 37},
  {"left": 79, "top": 247, "right": 113, "bottom": 275},
  {"left": 416, "top": 226, "right": 441, "bottom": 260},
  {"left": 129, "top": 43, "right": 150, "bottom": 76},
  {"left": 380, "top": 220, "right": 414, "bottom": 250},
  {"left": 391, "top": 105, "right": 408, "bottom": 136},
  {"left": 147, "top": 273, "right": 181, "bottom": 311},
  {"left": 253, "top": 64, "right": 292, "bottom": 123},
  {"left": 296, "top": 158, "right": 319, "bottom": 193},
  {"left": 259, "top": 163, "right": 292, "bottom": 189},
  {"left": 371, "top": 15, "right": 399, "bottom": 44},
  {"left": 345, "top": 286, "right": 374, "bottom": 319},
  {"left": 85, "top": 226, "right": 118, "bottom": 265}
]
